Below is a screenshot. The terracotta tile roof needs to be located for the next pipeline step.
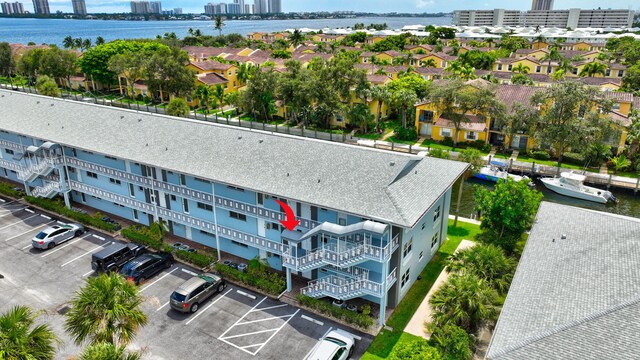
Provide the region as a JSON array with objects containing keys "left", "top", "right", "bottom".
[
  {"left": 634, "top": 97, "right": 640, "bottom": 111},
  {"left": 182, "top": 46, "right": 228, "bottom": 60},
  {"left": 383, "top": 50, "right": 404, "bottom": 58},
  {"left": 197, "top": 73, "right": 228, "bottom": 85},
  {"left": 190, "top": 60, "right": 232, "bottom": 71},
  {"left": 494, "top": 84, "right": 541, "bottom": 111},
  {"left": 367, "top": 74, "right": 392, "bottom": 84},
  {"left": 359, "top": 51, "right": 376, "bottom": 58},
  {"left": 414, "top": 67, "right": 445, "bottom": 75},
  {"left": 609, "top": 111, "right": 631, "bottom": 127},
  {"left": 601, "top": 91, "right": 634, "bottom": 103},
  {"left": 429, "top": 52, "right": 457, "bottom": 61},
  {"left": 435, "top": 114, "right": 486, "bottom": 132}
]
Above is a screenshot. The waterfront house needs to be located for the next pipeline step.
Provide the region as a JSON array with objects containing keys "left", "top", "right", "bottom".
[{"left": 0, "top": 89, "right": 468, "bottom": 326}]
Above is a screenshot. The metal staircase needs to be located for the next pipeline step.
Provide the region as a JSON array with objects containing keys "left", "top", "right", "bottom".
[
  {"left": 301, "top": 268, "right": 397, "bottom": 300},
  {"left": 31, "top": 182, "right": 61, "bottom": 198},
  {"left": 17, "top": 157, "right": 56, "bottom": 182}
]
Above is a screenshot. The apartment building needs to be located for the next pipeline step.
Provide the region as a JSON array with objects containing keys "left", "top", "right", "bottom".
[
  {"left": 453, "top": 8, "right": 635, "bottom": 28},
  {"left": 0, "top": 90, "right": 468, "bottom": 325},
  {"left": 531, "top": 0, "right": 553, "bottom": 11},
  {"left": 1, "top": 1, "right": 24, "bottom": 14},
  {"left": 31, "top": 0, "right": 49, "bottom": 15},
  {"left": 72, "top": 0, "right": 86, "bottom": 16}
]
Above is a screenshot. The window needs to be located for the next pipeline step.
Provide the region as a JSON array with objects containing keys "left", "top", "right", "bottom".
[
  {"left": 618, "top": 70, "right": 624, "bottom": 77},
  {"left": 605, "top": 69, "right": 611, "bottom": 77},
  {"left": 433, "top": 205, "right": 441, "bottom": 222},
  {"left": 440, "top": 128, "right": 452, "bottom": 137},
  {"left": 507, "top": 64, "right": 513, "bottom": 71},
  {"left": 194, "top": 177, "right": 209, "bottom": 183},
  {"left": 179, "top": 174, "right": 186, "bottom": 186},
  {"left": 419, "top": 251, "right": 424, "bottom": 261},
  {"left": 497, "top": 64, "right": 503, "bottom": 71},
  {"left": 170, "top": 194, "right": 176, "bottom": 201},
  {"left": 227, "top": 185, "right": 244, "bottom": 192},
  {"left": 109, "top": 178, "right": 121, "bottom": 185},
  {"left": 230, "top": 211, "right": 246, "bottom": 221},
  {"left": 86, "top": 171, "right": 97, "bottom": 179},
  {"left": 257, "top": 193, "right": 264, "bottom": 205},
  {"left": 4, "top": 149, "right": 14, "bottom": 155},
  {"left": 612, "top": 102, "right": 621, "bottom": 111},
  {"left": 133, "top": 209, "right": 138, "bottom": 221},
  {"left": 403, "top": 237, "right": 413, "bottom": 258},
  {"left": 401, "top": 269, "right": 410, "bottom": 288},
  {"left": 572, "top": 68, "right": 578, "bottom": 75},
  {"left": 105, "top": 155, "right": 118, "bottom": 160},
  {"left": 578, "top": 105, "right": 587, "bottom": 118},
  {"left": 197, "top": 202, "right": 213, "bottom": 211},
  {"left": 421, "top": 223, "right": 425, "bottom": 230},
  {"left": 200, "top": 230, "right": 215, "bottom": 237},
  {"left": 68, "top": 167, "right": 75, "bottom": 173},
  {"left": 183, "top": 198, "right": 189, "bottom": 213},
  {"left": 535, "top": 66, "right": 541, "bottom": 73},
  {"left": 466, "top": 132, "right": 477, "bottom": 140},
  {"left": 431, "top": 232, "right": 440, "bottom": 248},
  {"left": 338, "top": 217, "right": 347, "bottom": 226},
  {"left": 129, "top": 183, "right": 135, "bottom": 197},
  {"left": 232, "top": 240, "right": 248, "bottom": 248}
]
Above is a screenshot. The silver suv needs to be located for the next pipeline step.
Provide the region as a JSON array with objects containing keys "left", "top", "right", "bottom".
[
  {"left": 305, "top": 329, "right": 356, "bottom": 360},
  {"left": 32, "top": 223, "right": 84, "bottom": 250},
  {"left": 170, "top": 273, "right": 227, "bottom": 313}
]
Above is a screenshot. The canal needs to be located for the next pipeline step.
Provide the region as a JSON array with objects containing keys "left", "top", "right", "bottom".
[{"left": 452, "top": 177, "right": 640, "bottom": 220}]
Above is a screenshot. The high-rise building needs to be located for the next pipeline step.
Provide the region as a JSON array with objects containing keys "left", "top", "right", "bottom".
[
  {"left": 243, "top": 3, "right": 250, "bottom": 14},
  {"left": 31, "top": 0, "right": 49, "bottom": 14},
  {"left": 204, "top": 2, "right": 226, "bottom": 15},
  {"left": 531, "top": 0, "right": 553, "bottom": 11},
  {"left": 149, "top": 1, "right": 161, "bottom": 14},
  {"left": 227, "top": 3, "right": 240, "bottom": 14},
  {"left": 173, "top": 7, "right": 182, "bottom": 14},
  {"left": 267, "top": 0, "right": 280, "bottom": 14},
  {"left": 130, "top": 1, "right": 149, "bottom": 14},
  {"left": 1, "top": 1, "right": 25, "bottom": 14},
  {"left": 234, "top": 0, "right": 244, "bottom": 13},
  {"left": 253, "top": 0, "right": 266, "bottom": 14},
  {"left": 72, "top": 0, "right": 86, "bottom": 16},
  {"left": 453, "top": 8, "right": 635, "bottom": 28}
]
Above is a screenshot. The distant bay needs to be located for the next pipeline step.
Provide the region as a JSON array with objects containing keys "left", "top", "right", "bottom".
[{"left": 0, "top": 16, "right": 451, "bottom": 46}]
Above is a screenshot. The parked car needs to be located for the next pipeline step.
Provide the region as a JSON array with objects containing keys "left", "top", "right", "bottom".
[
  {"left": 304, "top": 329, "right": 356, "bottom": 360},
  {"left": 120, "top": 252, "right": 173, "bottom": 285},
  {"left": 91, "top": 243, "right": 147, "bottom": 273},
  {"left": 32, "top": 223, "right": 85, "bottom": 250},
  {"left": 170, "top": 273, "right": 227, "bottom": 313}
]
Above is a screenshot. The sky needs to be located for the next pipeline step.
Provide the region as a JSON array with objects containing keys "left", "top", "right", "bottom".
[{"left": 44, "top": 0, "right": 640, "bottom": 15}]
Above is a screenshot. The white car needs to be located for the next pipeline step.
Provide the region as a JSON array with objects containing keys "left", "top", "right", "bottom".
[
  {"left": 305, "top": 329, "right": 356, "bottom": 360},
  {"left": 32, "top": 223, "right": 85, "bottom": 250}
]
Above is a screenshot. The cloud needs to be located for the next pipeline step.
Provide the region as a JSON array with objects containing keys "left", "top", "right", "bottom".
[{"left": 416, "top": 0, "right": 435, "bottom": 8}]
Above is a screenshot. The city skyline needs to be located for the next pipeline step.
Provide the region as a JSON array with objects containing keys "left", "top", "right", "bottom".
[{"left": 6, "top": 0, "right": 640, "bottom": 15}]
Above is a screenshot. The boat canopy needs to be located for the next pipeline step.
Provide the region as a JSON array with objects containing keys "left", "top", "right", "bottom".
[
  {"left": 561, "top": 172, "right": 586, "bottom": 182},
  {"left": 490, "top": 160, "right": 508, "bottom": 167}
]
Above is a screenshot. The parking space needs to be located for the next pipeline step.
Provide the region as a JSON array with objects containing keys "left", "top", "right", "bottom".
[{"left": 0, "top": 197, "right": 372, "bottom": 360}]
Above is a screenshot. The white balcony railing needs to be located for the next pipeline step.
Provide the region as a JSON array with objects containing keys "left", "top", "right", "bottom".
[{"left": 301, "top": 267, "right": 398, "bottom": 300}]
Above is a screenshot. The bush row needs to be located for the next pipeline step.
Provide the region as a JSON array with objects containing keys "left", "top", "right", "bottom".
[
  {"left": 529, "top": 150, "right": 550, "bottom": 160},
  {"left": 214, "top": 263, "right": 286, "bottom": 297},
  {"left": 0, "top": 182, "right": 23, "bottom": 198},
  {"left": 296, "top": 294, "right": 375, "bottom": 329},
  {"left": 175, "top": 250, "right": 216, "bottom": 268},
  {"left": 24, "top": 196, "right": 118, "bottom": 232},
  {"left": 121, "top": 226, "right": 163, "bottom": 249}
]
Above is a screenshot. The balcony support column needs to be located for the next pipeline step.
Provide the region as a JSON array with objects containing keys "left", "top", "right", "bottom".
[
  {"left": 378, "top": 259, "right": 389, "bottom": 326},
  {"left": 286, "top": 267, "right": 292, "bottom": 292}
]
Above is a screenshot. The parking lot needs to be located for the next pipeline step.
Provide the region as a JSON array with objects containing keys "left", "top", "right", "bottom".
[{"left": 0, "top": 197, "right": 372, "bottom": 359}]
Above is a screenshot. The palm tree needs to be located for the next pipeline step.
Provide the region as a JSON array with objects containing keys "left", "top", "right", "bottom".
[
  {"left": 82, "top": 38, "right": 92, "bottom": 51},
  {"left": 579, "top": 62, "right": 608, "bottom": 77},
  {"left": 237, "top": 63, "right": 254, "bottom": 85},
  {"left": 391, "top": 89, "right": 418, "bottom": 128},
  {"left": 540, "top": 47, "right": 562, "bottom": 74},
  {"left": 611, "top": 154, "right": 631, "bottom": 174},
  {"left": 79, "top": 342, "right": 141, "bottom": 360},
  {"left": 429, "top": 273, "right": 499, "bottom": 333},
  {"left": 288, "top": 29, "right": 305, "bottom": 48},
  {"left": 446, "top": 244, "right": 517, "bottom": 294},
  {"left": 195, "top": 84, "right": 213, "bottom": 111},
  {"left": 193, "top": 29, "right": 203, "bottom": 37},
  {"left": 63, "top": 35, "right": 74, "bottom": 49},
  {"left": 370, "top": 85, "right": 390, "bottom": 132},
  {"left": 213, "top": 84, "right": 225, "bottom": 113},
  {"left": 422, "top": 58, "right": 437, "bottom": 68},
  {"left": 0, "top": 305, "right": 58, "bottom": 359},
  {"left": 512, "top": 63, "right": 530, "bottom": 74},
  {"left": 64, "top": 272, "right": 148, "bottom": 346},
  {"left": 214, "top": 16, "right": 225, "bottom": 36},
  {"left": 73, "top": 37, "right": 83, "bottom": 49},
  {"left": 95, "top": 36, "right": 105, "bottom": 46},
  {"left": 459, "top": 66, "right": 477, "bottom": 80}
]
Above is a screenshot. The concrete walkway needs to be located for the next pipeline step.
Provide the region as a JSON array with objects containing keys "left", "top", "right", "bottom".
[
  {"left": 448, "top": 214, "right": 481, "bottom": 225},
  {"left": 404, "top": 239, "right": 476, "bottom": 339}
]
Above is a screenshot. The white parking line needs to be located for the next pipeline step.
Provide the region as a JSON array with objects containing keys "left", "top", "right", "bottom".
[
  {"left": 83, "top": 270, "right": 94, "bottom": 277},
  {"left": 140, "top": 267, "right": 178, "bottom": 292},
  {"left": 0, "top": 214, "right": 39, "bottom": 230},
  {"left": 218, "top": 297, "right": 267, "bottom": 340},
  {"left": 237, "top": 290, "right": 257, "bottom": 300},
  {"left": 156, "top": 301, "right": 170, "bottom": 312},
  {"left": 22, "top": 243, "right": 33, "bottom": 250},
  {"left": 222, "top": 328, "right": 277, "bottom": 340},
  {"left": 301, "top": 315, "right": 324, "bottom": 326},
  {"left": 184, "top": 288, "right": 233, "bottom": 325},
  {"left": 0, "top": 208, "right": 25, "bottom": 218},
  {"left": 92, "top": 234, "right": 105, "bottom": 241},
  {"left": 40, "top": 214, "right": 51, "bottom": 220},
  {"left": 252, "top": 309, "right": 300, "bottom": 356},
  {"left": 181, "top": 268, "right": 198, "bottom": 276},
  {"left": 252, "top": 303, "right": 288, "bottom": 312},
  {"left": 41, "top": 233, "right": 92, "bottom": 258},
  {"left": 237, "top": 314, "right": 295, "bottom": 325},
  {"left": 60, "top": 242, "right": 111, "bottom": 267},
  {"left": 24, "top": 208, "right": 34, "bottom": 214},
  {"left": 4, "top": 221, "right": 53, "bottom": 242}
]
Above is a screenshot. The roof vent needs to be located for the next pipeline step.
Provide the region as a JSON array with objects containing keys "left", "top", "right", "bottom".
[
  {"left": 317, "top": 179, "right": 321, "bottom": 183},
  {"left": 138, "top": 118, "right": 142, "bottom": 122},
  {"left": 61, "top": 126, "right": 64, "bottom": 129},
  {"left": 165, "top": 147, "right": 168, "bottom": 151},
  {"left": 415, "top": 170, "right": 418, "bottom": 174},
  {"left": 50, "top": 103, "right": 54, "bottom": 106},
  {"left": 47, "top": 123, "right": 50, "bottom": 126},
  {"left": 259, "top": 139, "right": 264, "bottom": 143},
  {"left": 238, "top": 136, "right": 242, "bottom": 140},
  {"left": 120, "top": 116, "right": 125, "bottom": 119},
  {"left": 561, "top": 234, "right": 567, "bottom": 240},
  {"left": 390, "top": 161, "right": 395, "bottom": 166},
  {"left": 37, "top": 101, "right": 40, "bottom": 104},
  {"left": 146, "top": 143, "right": 148, "bottom": 147}
]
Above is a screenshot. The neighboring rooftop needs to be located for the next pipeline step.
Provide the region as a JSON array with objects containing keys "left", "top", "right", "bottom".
[
  {"left": 487, "top": 202, "right": 640, "bottom": 360},
  {"left": 0, "top": 90, "right": 468, "bottom": 228}
]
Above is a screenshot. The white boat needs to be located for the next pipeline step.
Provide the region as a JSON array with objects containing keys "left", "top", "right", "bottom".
[
  {"left": 540, "top": 172, "right": 617, "bottom": 204},
  {"left": 473, "top": 162, "right": 529, "bottom": 183}
]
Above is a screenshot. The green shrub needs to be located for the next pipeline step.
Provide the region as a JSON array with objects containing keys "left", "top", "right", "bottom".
[
  {"left": 429, "top": 148, "right": 450, "bottom": 160},
  {"left": 393, "top": 126, "right": 418, "bottom": 142},
  {"left": 24, "top": 196, "right": 117, "bottom": 232},
  {"left": 562, "top": 152, "right": 585, "bottom": 166},
  {"left": 0, "top": 182, "right": 23, "bottom": 198},
  {"left": 428, "top": 323, "right": 472, "bottom": 360},
  {"left": 296, "top": 294, "right": 375, "bottom": 328},
  {"left": 468, "top": 139, "right": 490, "bottom": 152},
  {"left": 121, "top": 226, "right": 163, "bottom": 249},
  {"left": 215, "top": 262, "right": 286, "bottom": 296},
  {"left": 530, "top": 150, "right": 550, "bottom": 160},
  {"left": 175, "top": 250, "right": 216, "bottom": 268},
  {"left": 441, "top": 137, "right": 454, "bottom": 147}
]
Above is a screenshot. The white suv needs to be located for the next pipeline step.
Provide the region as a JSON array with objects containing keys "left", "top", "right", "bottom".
[{"left": 305, "top": 329, "right": 356, "bottom": 360}]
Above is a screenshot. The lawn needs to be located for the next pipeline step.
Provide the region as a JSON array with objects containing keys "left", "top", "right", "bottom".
[
  {"left": 361, "top": 219, "right": 481, "bottom": 359},
  {"left": 386, "top": 136, "right": 418, "bottom": 145},
  {"left": 608, "top": 169, "right": 640, "bottom": 179}
]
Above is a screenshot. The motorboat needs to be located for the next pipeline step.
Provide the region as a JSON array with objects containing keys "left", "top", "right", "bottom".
[
  {"left": 474, "top": 161, "right": 529, "bottom": 183},
  {"left": 540, "top": 172, "right": 617, "bottom": 204}
]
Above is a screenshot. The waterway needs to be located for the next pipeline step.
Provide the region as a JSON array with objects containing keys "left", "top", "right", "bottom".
[
  {"left": 452, "top": 177, "right": 640, "bottom": 220},
  {"left": 0, "top": 16, "right": 451, "bottom": 46}
]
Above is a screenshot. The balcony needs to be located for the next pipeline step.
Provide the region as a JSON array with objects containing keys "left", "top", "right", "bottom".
[
  {"left": 31, "top": 182, "right": 61, "bottom": 198},
  {"left": 17, "top": 157, "right": 57, "bottom": 182},
  {"left": 282, "top": 234, "right": 399, "bottom": 272},
  {"left": 301, "top": 268, "right": 397, "bottom": 300}
]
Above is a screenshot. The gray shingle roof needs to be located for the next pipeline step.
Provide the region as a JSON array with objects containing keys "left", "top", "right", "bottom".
[
  {"left": 487, "top": 202, "right": 640, "bottom": 360},
  {"left": 0, "top": 90, "right": 467, "bottom": 228}
]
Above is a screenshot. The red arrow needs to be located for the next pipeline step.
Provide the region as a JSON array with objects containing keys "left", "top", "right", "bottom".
[{"left": 274, "top": 199, "right": 300, "bottom": 231}]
